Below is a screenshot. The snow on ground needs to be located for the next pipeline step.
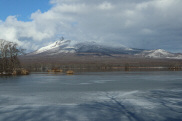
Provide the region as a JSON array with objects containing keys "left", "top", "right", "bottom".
[
  {"left": 0, "top": 90, "right": 182, "bottom": 121},
  {"left": 0, "top": 72, "right": 182, "bottom": 121}
]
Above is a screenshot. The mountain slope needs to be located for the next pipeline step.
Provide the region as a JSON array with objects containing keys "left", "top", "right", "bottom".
[
  {"left": 30, "top": 39, "right": 143, "bottom": 56},
  {"left": 75, "top": 42, "right": 143, "bottom": 55},
  {"left": 31, "top": 39, "right": 75, "bottom": 55},
  {"left": 136, "top": 49, "right": 182, "bottom": 59},
  {"left": 28, "top": 39, "right": 182, "bottom": 59}
]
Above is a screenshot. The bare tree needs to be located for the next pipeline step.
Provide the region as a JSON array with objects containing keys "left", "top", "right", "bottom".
[
  {"left": 0, "top": 39, "right": 9, "bottom": 72},
  {"left": 0, "top": 39, "right": 25, "bottom": 74}
]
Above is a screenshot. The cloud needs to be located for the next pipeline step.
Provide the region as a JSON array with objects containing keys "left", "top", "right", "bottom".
[
  {"left": 98, "top": 2, "right": 114, "bottom": 10},
  {"left": 0, "top": 0, "right": 182, "bottom": 52}
]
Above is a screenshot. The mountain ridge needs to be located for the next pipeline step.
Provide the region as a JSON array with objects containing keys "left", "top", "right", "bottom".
[{"left": 28, "top": 39, "right": 182, "bottom": 59}]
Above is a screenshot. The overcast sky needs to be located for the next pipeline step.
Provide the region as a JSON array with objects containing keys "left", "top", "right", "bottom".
[{"left": 0, "top": 0, "right": 182, "bottom": 52}]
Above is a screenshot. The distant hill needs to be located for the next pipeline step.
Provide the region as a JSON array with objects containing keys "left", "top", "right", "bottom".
[{"left": 136, "top": 49, "right": 182, "bottom": 59}]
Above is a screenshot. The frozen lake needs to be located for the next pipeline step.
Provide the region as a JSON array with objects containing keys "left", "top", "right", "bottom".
[{"left": 0, "top": 71, "right": 182, "bottom": 121}]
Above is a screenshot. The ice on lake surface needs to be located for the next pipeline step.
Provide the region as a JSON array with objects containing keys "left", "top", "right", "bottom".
[{"left": 0, "top": 71, "right": 182, "bottom": 121}]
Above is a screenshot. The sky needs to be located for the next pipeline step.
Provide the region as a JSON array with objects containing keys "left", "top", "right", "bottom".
[{"left": 0, "top": 0, "right": 182, "bottom": 52}]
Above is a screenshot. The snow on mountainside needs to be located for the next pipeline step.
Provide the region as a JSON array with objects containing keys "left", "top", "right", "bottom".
[
  {"left": 140, "top": 49, "right": 173, "bottom": 58},
  {"left": 137, "top": 49, "right": 182, "bottom": 59},
  {"left": 32, "top": 38, "right": 75, "bottom": 55},
  {"left": 74, "top": 42, "right": 140, "bottom": 55},
  {"left": 30, "top": 39, "right": 141, "bottom": 56},
  {"left": 29, "top": 39, "right": 182, "bottom": 59}
]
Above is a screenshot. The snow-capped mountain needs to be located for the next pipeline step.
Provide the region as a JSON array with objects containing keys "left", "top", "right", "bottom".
[
  {"left": 75, "top": 42, "right": 143, "bottom": 55},
  {"left": 29, "top": 39, "right": 182, "bottom": 59},
  {"left": 31, "top": 38, "right": 75, "bottom": 55},
  {"left": 136, "top": 49, "right": 182, "bottom": 59},
  {"left": 30, "top": 39, "right": 143, "bottom": 56}
]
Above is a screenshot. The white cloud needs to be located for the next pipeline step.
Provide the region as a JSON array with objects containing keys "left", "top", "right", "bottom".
[
  {"left": 0, "top": 0, "right": 182, "bottom": 52},
  {"left": 98, "top": 2, "right": 114, "bottom": 10}
]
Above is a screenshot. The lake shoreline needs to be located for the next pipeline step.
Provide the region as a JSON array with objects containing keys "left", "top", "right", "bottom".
[{"left": 28, "top": 66, "right": 182, "bottom": 73}]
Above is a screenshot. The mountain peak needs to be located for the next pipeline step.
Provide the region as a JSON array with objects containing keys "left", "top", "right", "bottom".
[
  {"left": 154, "top": 49, "right": 167, "bottom": 52},
  {"left": 153, "top": 49, "right": 172, "bottom": 56},
  {"left": 53, "top": 39, "right": 71, "bottom": 47},
  {"left": 138, "top": 49, "right": 174, "bottom": 58},
  {"left": 32, "top": 38, "right": 73, "bottom": 55}
]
